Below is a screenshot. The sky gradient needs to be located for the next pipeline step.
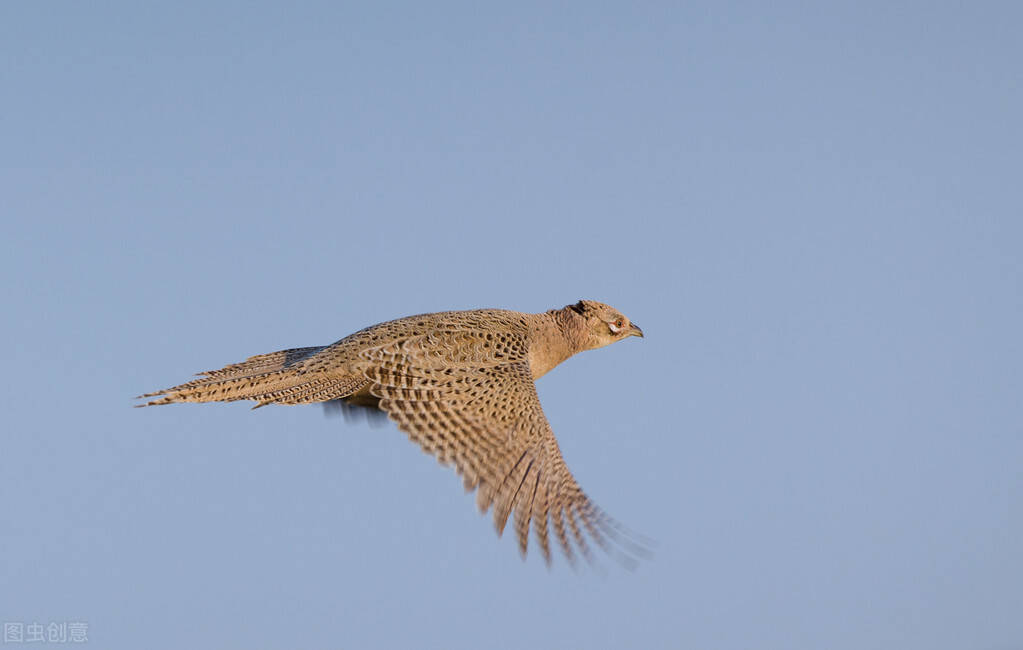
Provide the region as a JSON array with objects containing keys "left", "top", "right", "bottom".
[{"left": 2, "top": 2, "right": 1022, "bottom": 648}]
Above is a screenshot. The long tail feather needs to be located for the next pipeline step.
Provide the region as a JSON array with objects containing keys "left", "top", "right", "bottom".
[{"left": 135, "top": 346, "right": 361, "bottom": 407}]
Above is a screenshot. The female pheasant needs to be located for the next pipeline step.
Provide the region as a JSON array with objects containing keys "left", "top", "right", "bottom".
[{"left": 138, "top": 300, "right": 646, "bottom": 566}]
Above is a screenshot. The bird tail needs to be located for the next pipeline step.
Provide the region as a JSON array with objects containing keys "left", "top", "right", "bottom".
[{"left": 135, "top": 346, "right": 366, "bottom": 408}]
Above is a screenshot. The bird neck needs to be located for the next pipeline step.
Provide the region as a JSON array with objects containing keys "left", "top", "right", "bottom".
[{"left": 528, "top": 308, "right": 586, "bottom": 380}]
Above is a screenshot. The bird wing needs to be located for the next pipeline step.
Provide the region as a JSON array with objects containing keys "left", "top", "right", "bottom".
[{"left": 355, "top": 329, "right": 641, "bottom": 566}]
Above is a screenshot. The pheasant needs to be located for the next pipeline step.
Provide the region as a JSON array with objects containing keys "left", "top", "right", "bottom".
[{"left": 138, "top": 300, "right": 646, "bottom": 566}]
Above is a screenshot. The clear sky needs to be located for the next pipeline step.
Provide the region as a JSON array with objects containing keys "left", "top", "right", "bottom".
[{"left": 2, "top": 2, "right": 1021, "bottom": 649}]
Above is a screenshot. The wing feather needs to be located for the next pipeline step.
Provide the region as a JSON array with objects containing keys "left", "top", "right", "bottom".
[{"left": 355, "top": 330, "right": 642, "bottom": 566}]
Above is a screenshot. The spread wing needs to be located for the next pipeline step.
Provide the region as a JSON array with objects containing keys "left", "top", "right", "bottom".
[{"left": 355, "top": 329, "right": 644, "bottom": 567}]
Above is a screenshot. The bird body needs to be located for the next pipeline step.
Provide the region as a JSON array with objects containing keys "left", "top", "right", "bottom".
[{"left": 139, "top": 300, "right": 645, "bottom": 565}]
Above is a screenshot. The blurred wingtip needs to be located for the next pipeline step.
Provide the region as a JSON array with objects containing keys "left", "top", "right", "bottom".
[{"left": 322, "top": 399, "right": 389, "bottom": 427}]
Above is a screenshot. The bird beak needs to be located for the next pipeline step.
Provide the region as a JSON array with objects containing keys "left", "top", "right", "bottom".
[{"left": 628, "top": 323, "right": 644, "bottom": 338}]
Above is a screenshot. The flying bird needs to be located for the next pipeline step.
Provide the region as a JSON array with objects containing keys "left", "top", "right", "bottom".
[{"left": 138, "top": 300, "right": 647, "bottom": 566}]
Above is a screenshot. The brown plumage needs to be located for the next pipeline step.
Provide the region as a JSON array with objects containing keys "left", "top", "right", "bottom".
[{"left": 138, "top": 300, "right": 647, "bottom": 567}]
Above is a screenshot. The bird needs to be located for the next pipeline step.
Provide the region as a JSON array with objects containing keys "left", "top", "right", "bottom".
[{"left": 138, "top": 299, "right": 647, "bottom": 567}]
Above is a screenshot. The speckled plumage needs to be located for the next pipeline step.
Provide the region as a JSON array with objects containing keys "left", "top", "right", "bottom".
[{"left": 138, "top": 300, "right": 646, "bottom": 566}]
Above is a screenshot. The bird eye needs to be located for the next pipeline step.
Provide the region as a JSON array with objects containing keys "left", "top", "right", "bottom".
[{"left": 609, "top": 319, "right": 625, "bottom": 333}]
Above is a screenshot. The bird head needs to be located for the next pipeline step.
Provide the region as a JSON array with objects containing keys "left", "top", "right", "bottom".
[{"left": 567, "top": 300, "right": 644, "bottom": 350}]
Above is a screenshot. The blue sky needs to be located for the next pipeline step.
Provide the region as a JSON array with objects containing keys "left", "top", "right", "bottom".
[{"left": 2, "top": 2, "right": 1021, "bottom": 648}]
